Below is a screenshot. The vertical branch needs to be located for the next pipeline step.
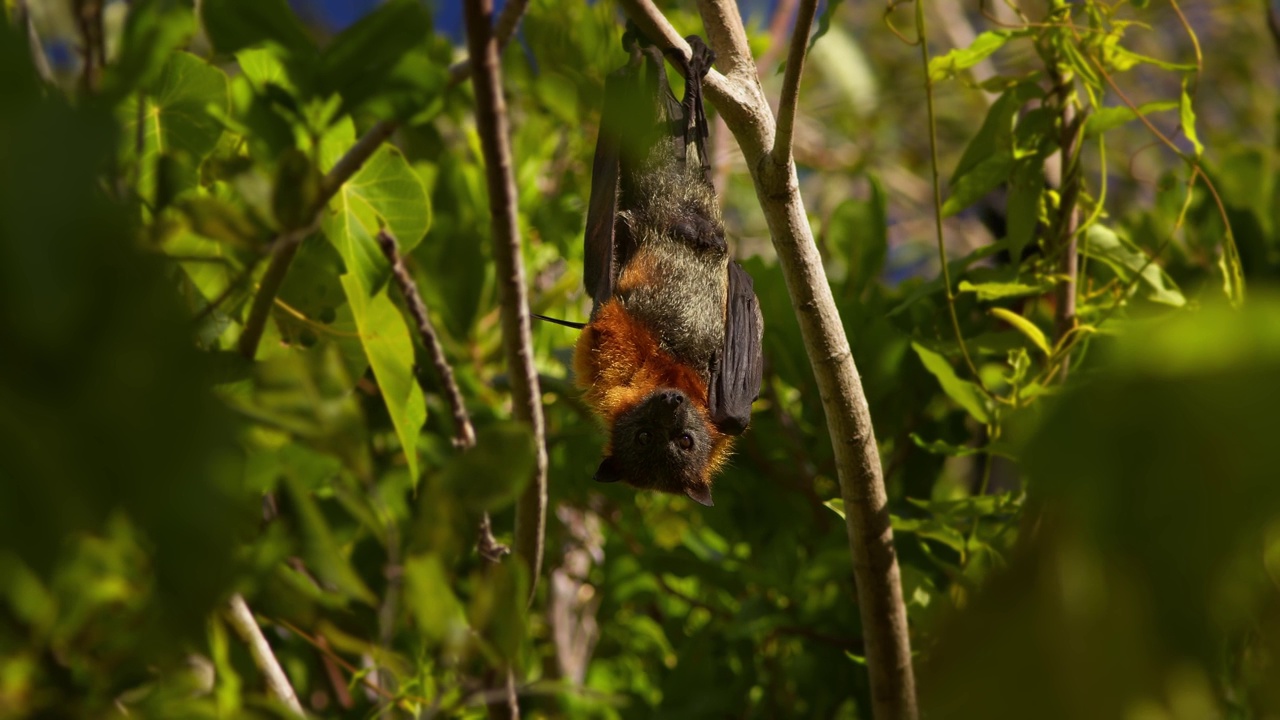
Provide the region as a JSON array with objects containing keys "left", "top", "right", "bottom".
[
  {"left": 770, "top": 0, "right": 818, "bottom": 168},
  {"left": 74, "top": 0, "right": 105, "bottom": 94},
  {"left": 618, "top": 2, "right": 919, "bottom": 718},
  {"left": 225, "top": 593, "right": 306, "bottom": 717},
  {"left": 463, "top": 0, "right": 548, "bottom": 601}
]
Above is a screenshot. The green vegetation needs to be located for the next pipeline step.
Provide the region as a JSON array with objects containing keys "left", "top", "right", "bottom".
[{"left": 1, "top": 0, "right": 1278, "bottom": 717}]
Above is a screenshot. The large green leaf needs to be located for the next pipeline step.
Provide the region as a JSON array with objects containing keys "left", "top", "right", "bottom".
[
  {"left": 911, "top": 342, "right": 991, "bottom": 424},
  {"left": 928, "top": 30, "right": 1029, "bottom": 82},
  {"left": 321, "top": 134, "right": 429, "bottom": 482},
  {"left": 1083, "top": 225, "right": 1186, "bottom": 307},
  {"left": 120, "top": 52, "right": 229, "bottom": 205}
]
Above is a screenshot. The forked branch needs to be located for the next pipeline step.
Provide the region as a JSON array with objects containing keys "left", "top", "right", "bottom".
[{"left": 614, "top": 1, "right": 918, "bottom": 717}]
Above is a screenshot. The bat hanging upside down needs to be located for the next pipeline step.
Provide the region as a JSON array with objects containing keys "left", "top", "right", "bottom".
[{"left": 569, "top": 28, "right": 764, "bottom": 507}]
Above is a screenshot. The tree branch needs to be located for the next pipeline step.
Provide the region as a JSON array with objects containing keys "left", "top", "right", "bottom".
[
  {"left": 771, "top": 0, "right": 818, "bottom": 168},
  {"left": 465, "top": 0, "right": 548, "bottom": 603},
  {"left": 225, "top": 593, "right": 306, "bottom": 717},
  {"left": 74, "top": 0, "right": 105, "bottom": 94},
  {"left": 376, "top": 229, "right": 477, "bottom": 449},
  {"left": 615, "top": 3, "right": 918, "bottom": 718}
]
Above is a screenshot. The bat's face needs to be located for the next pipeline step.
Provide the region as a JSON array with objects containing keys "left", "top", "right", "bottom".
[{"left": 594, "top": 388, "right": 716, "bottom": 506}]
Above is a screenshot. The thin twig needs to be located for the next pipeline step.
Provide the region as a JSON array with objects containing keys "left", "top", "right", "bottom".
[
  {"left": 770, "top": 0, "right": 817, "bottom": 168},
  {"left": 464, "top": 0, "right": 548, "bottom": 602},
  {"left": 914, "top": 0, "right": 983, "bottom": 387},
  {"left": 225, "top": 594, "right": 306, "bottom": 717},
  {"left": 376, "top": 229, "right": 477, "bottom": 449},
  {"left": 616, "top": 3, "right": 918, "bottom": 718}
]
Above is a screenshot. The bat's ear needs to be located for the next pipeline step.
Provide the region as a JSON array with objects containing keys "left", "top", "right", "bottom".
[
  {"left": 593, "top": 456, "right": 624, "bottom": 483},
  {"left": 684, "top": 485, "right": 714, "bottom": 507}
]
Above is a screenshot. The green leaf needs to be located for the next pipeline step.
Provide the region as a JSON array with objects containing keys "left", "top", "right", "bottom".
[
  {"left": 403, "top": 555, "right": 468, "bottom": 644},
  {"left": 958, "top": 280, "right": 1050, "bottom": 302},
  {"left": 120, "top": 52, "right": 229, "bottom": 204},
  {"left": 990, "top": 308, "right": 1050, "bottom": 355},
  {"left": 943, "top": 152, "right": 1012, "bottom": 217},
  {"left": 1084, "top": 101, "right": 1178, "bottom": 138},
  {"left": 338, "top": 276, "right": 425, "bottom": 481},
  {"left": 1105, "top": 44, "right": 1196, "bottom": 74},
  {"left": 1005, "top": 159, "right": 1042, "bottom": 260},
  {"left": 910, "top": 433, "right": 982, "bottom": 457},
  {"left": 201, "top": 0, "right": 315, "bottom": 56},
  {"left": 235, "top": 46, "right": 297, "bottom": 94},
  {"left": 929, "top": 30, "right": 1028, "bottom": 82},
  {"left": 824, "top": 498, "right": 846, "bottom": 520},
  {"left": 325, "top": 142, "right": 432, "bottom": 289},
  {"left": 1083, "top": 225, "right": 1186, "bottom": 307},
  {"left": 440, "top": 423, "right": 536, "bottom": 512},
  {"left": 911, "top": 342, "right": 991, "bottom": 424},
  {"left": 282, "top": 473, "right": 376, "bottom": 605},
  {"left": 321, "top": 132, "right": 427, "bottom": 481},
  {"left": 952, "top": 83, "right": 1041, "bottom": 183},
  {"left": 891, "top": 514, "right": 967, "bottom": 553},
  {"left": 101, "top": 0, "right": 195, "bottom": 102},
  {"left": 1180, "top": 78, "right": 1204, "bottom": 158}
]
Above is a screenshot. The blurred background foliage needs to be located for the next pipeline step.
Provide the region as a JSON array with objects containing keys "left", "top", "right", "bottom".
[{"left": 1, "top": 0, "right": 1279, "bottom": 717}]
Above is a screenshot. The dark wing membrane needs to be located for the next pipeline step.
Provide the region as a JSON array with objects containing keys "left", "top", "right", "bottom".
[
  {"left": 582, "top": 61, "right": 629, "bottom": 314},
  {"left": 710, "top": 261, "right": 764, "bottom": 435},
  {"left": 583, "top": 41, "right": 685, "bottom": 316}
]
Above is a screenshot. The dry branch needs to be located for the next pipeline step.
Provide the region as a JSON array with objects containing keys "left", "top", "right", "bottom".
[
  {"left": 225, "top": 593, "right": 306, "bottom": 717},
  {"left": 464, "top": 0, "right": 548, "bottom": 600},
  {"left": 616, "top": 1, "right": 918, "bottom": 717}
]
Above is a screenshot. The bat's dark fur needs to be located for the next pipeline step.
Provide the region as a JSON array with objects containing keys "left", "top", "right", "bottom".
[{"left": 573, "top": 28, "right": 763, "bottom": 507}]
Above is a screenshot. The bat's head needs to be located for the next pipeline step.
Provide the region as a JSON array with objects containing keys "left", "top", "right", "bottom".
[{"left": 595, "top": 387, "right": 719, "bottom": 506}]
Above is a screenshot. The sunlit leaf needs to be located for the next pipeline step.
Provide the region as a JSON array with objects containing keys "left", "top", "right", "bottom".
[
  {"left": 929, "top": 30, "right": 1029, "bottom": 82},
  {"left": 1180, "top": 78, "right": 1204, "bottom": 158},
  {"left": 989, "top": 308, "right": 1050, "bottom": 355},
  {"left": 1083, "top": 225, "right": 1186, "bottom": 307},
  {"left": 119, "top": 52, "right": 229, "bottom": 205},
  {"left": 1084, "top": 101, "right": 1178, "bottom": 138}
]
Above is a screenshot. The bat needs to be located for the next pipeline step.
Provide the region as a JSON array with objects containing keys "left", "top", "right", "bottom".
[{"left": 571, "top": 27, "right": 764, "bottom": 507}]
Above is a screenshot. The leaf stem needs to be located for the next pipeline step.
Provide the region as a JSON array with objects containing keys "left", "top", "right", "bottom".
[{"left": 914, "top": 0, "right": 983, "bottom": 387}]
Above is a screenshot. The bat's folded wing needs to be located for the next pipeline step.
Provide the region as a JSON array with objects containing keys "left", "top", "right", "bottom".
[{"left": 710, "top": 261, "right": 764, "bottom": 435}]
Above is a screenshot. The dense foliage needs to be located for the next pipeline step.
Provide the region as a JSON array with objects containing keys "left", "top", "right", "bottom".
[{"left": 2, "top": 0, "right": 1279, "bottom": 717}]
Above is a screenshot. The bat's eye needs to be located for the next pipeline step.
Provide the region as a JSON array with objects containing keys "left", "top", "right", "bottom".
[
  {"left": 637, "top": 431, "right": 652, "bottom": 445},
  {"left": 677, "top": 433, "right": 694, "bottom": 450}
]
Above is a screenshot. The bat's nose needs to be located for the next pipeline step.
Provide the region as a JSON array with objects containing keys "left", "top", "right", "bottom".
[{"left": 661, "top": 390, "right": 684, "bottom": 407}]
